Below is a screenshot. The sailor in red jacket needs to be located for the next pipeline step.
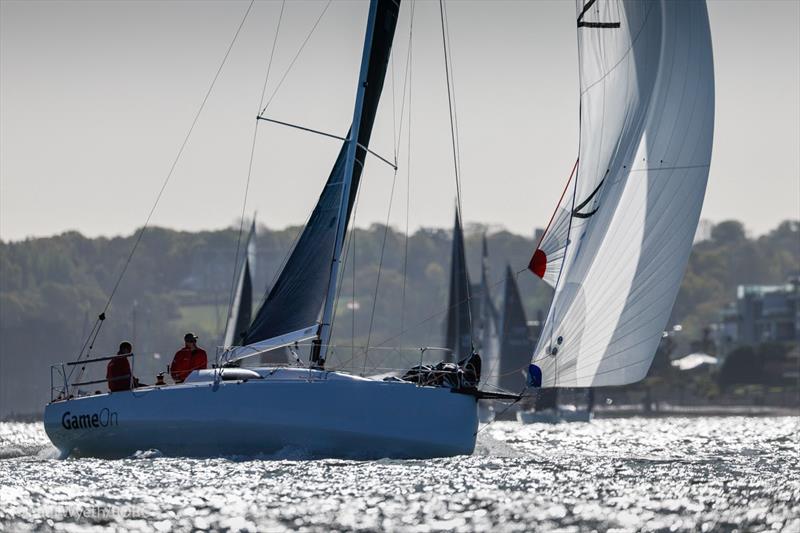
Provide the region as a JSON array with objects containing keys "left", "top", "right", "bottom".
[
  {"left": 107, "top": 341, "right": 134, "bottom": 392},
  {"left": 170, "top": 332, "right": 208, "bottom": 383}
]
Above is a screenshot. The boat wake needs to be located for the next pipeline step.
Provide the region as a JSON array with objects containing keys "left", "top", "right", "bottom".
[{"left": 0, "top": 443, "right": 60, "bottom": 461}]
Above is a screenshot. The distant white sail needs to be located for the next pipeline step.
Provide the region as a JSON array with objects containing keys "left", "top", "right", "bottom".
[
  {"left": 223, "top": 219, "right": 256, "bottom": 348},
  {"left": 529, "top": 0, "right": 715, "bottom": 387}
]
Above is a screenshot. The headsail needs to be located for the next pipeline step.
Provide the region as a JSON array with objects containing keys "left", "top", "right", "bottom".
[
  {"left": 236, "top": 0, "right": 401, "bottom": 360},
  {"left": 498, "top": 265, "right": 533, "bottom": 392},
  {"left": 444, "top": 209, "right": 473, "bottom": 363},
  {"left": 223, "top": 219, "right": 256, "bottom": 348},
  {"left": 529, "top": 0, "right": 715, "bottom": 387}
]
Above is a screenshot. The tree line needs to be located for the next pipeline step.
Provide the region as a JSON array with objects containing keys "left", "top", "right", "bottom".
[{"left": 1, "top": 219, "right": 797, "bottom": 416}]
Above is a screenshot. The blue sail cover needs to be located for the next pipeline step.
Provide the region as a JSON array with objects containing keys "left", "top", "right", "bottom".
[
  {"left": 444, "top": 210, "right": 473, "bottom": 363},
  {"left": 243, "top": 0, "right": 401, "bottom": 346}
]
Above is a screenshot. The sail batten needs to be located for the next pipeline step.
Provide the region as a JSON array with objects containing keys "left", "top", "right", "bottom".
[{"left": 530, "top": 0, "right": 715, "bottom": 388}]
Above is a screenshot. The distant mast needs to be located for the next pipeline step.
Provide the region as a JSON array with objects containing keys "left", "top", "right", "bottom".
[{"left": 527, "top": 0, "right": 715, "bottom": 388}]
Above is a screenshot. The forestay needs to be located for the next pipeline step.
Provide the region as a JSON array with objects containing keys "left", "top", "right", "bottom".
[{"left": 529, "top": 0, "right": 715, "bottom": 387}]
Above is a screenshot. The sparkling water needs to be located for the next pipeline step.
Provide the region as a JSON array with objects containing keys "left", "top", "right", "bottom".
[{"left": 1, "top": 417, "right": 798, "bottom": 532}]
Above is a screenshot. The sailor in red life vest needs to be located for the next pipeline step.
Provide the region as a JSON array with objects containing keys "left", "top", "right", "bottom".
[
  {"left": 107, "top": 341, "right": 134, "bottom": 392},
  {"left": 170, "top": 332, "right": 208, "bottom": 383}
]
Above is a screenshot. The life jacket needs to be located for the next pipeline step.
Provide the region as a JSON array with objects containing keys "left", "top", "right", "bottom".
[
  {"left": 171, "top": 347, "right": 208, "bottom": 383},
  {"left": 107, "top": 356, "right": 132, "bottom": 392}
]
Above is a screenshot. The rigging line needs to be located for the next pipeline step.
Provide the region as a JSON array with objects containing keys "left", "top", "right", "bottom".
[
  {"left": 441, "top": 0, "right": 463, "bottom": 197},
  {"left": 438, "top": 0, "right": 473, "bottom": 342},
  {"left": 362, "top": 165, "right": 400, "bottom": 375},
  {"left": 226, "top": 0, "right": 286, "bottom": 332},
  {"left": 255, "top": 116, "right": 397, "bottom": 170},
  {"left": 534, "top": 159, "right": 579, "bottom": 249},
  {"left": 400, "top": 3, "right": 414, "bottom": 334},
  {"left": 368, "top": 264, "right": 525, "bottom": 372},
  {"left": 438, "top": 0, "right": 462, "bottom": 216},
  {"left": 260, "top": 0, "right": 333, "bottom": 115},
  {"left": 326, "top": 175, "right": 363, "bottom": 367},
  {"left": 74, "top": 0, "right": 255, "bottom": 367},
  {"left": 393, "top": 0, "right": 416, "bottom": 158}
]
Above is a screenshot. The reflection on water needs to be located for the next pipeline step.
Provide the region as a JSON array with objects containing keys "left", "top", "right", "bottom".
[{"left": 1, "top": 417, "right": 798, "bottom": 531}]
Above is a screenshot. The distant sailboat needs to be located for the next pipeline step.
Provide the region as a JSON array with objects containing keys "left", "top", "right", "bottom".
[
  {"left": 475, "top": 234, "right": 500, "bottom": 386},
  {"left": 443, "top": 209, "right": 473, "bottom": 364},
  {"left": 498, "top": 265, "right": 534, "bottom": 393},
  {"left": 222, "top": 219, "right": 256, "bottom": 349}
]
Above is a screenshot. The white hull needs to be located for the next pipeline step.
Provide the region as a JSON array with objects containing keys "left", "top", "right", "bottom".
[
  {"left": 516, "top": 407, "right": 592, "bottom": 424},
  {"left": 44, "top": 368, "right": 478, "bottom": 459}
]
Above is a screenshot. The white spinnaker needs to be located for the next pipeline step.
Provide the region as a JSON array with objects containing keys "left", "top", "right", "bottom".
[{"left": 532, "top": 0, "right": 715, "bottom": 387}]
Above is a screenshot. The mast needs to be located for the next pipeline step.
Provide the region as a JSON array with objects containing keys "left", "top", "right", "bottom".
[{"left": 315, "top": 0, "right": 381, "bottom": 367}]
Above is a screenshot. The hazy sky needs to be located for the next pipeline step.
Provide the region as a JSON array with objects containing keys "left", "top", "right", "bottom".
[{"left": 1, "top": 0, "right": 798, "bottom": 242}]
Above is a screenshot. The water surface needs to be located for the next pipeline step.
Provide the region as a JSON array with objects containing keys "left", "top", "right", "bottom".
[{"left": 1, "top": 417, "right": 798, "bottom": 531}]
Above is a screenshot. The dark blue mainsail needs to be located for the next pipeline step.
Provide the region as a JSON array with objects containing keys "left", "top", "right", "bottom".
[
  {"left": 444, "top": 209, "right": 473, "bottom": 363},
  {"left": 243, "top": 0, "right": 400, "bottom": 347}
]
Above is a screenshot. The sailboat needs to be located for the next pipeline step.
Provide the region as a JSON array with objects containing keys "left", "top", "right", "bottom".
[
  {"left": 45, "top": 0, "right": 483, "bottom": 459},
  {"left": 523, "top": 0, "right": 715, "bottom": 401},
  {"left": 443, "top": 209, "right": 474, "bottom": 364},
  {"left": 222, "top": 219, "right": 256, "bottom": 350},
  {"left": 475, "top": 234, "right": 501, "bottom": 387}
]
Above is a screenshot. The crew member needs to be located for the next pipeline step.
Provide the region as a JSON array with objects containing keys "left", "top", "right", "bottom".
[
  {"left": 170, "top": 333, "right": 208, "bottom": 383},
  {"left": 107, "top": 341, "right": 134, "bottom": 392}
]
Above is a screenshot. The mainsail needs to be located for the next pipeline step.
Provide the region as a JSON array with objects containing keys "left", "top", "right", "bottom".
[
  {"left": 444, "top": 209, "right": 473, "bottom": 363},
  {"left": 223, "top": 219, "right": 256, "bottom": 348},
  {"left": 234, "top": 0, "right": 401, "bottom": 360},
  {"left": 498, "top": 265, "right": 533, "bottom": 393},
  {"left": 529, "top": 0, "right": 715, "bottom": 387}
]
